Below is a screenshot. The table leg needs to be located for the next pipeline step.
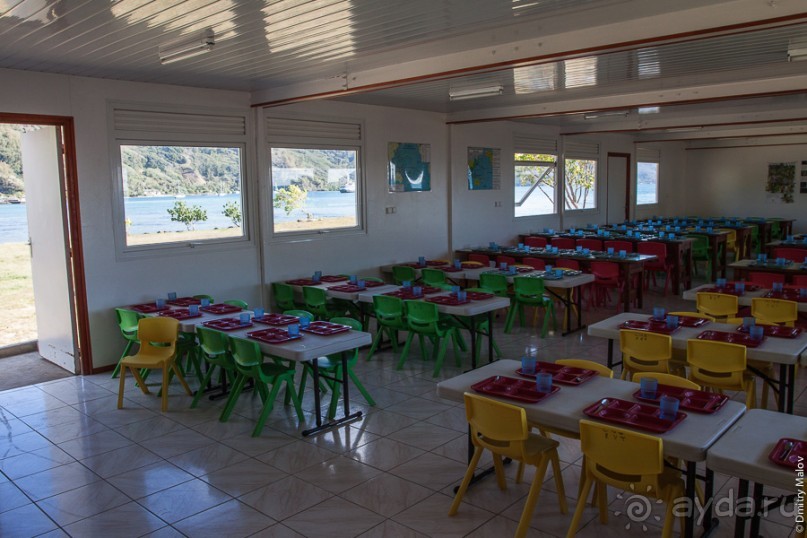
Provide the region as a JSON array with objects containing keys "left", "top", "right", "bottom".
[
  {"left": 735, "top": 479, "right": 750, "bottom": 538},
  {"left": 671, "top": 243, "right": 681, "bottom": 295},
  {"left": 684, "top": 460, "right": 696, "bottom": 538},
  {"left": 302, "top": 352, "right": 363, "bottom": 437},
  {"left": 749, "top": 482, "right": 764, "bottom": 537},
  {"left": 623, "top": 265, "right": 632, "bottom": 312},
  {"left": 787, "top": 364, "right": 795, "bottom": 414},
  {"left": 636, "top": 265, "right": 644, "bottom": 309},
  {"left": 469, "top": 317, "right": 478, "bottom": 370},
  {"left": 703, "top": 467, "right": 717, "bottom": 534},
  {"left": 607, "top": 339, "right": 615, "bottom": 369},
  {"left": 487, "top": 311, "right": 494, "bottom": 363},
  {"left": 310, "top": 360, "right": 322, "bottom": 429},
  {"left": 720, "top": 236, "right": 727, "bottom": 279},
  {"left": 709, "top": 236, "right": 718, "bottom": 283}
]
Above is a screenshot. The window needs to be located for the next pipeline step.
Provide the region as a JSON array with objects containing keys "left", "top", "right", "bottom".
[
  {"left": 564, "top": 158, "right": 597, "bottom": 210},
  {"left": 266, "top": 117, "right": 363, "bottom": 237},
  {"left": 514, "top": 153, "right": 556, "bottom": 217},
  {"left": 636, "top": 148, "right": 660, "bottom": 205},
  {"left": 120, "top": 144, "right": 245, "bottom": 247},
  {"left": 270, "top": 147, "right": 359, "bottom": 233}
]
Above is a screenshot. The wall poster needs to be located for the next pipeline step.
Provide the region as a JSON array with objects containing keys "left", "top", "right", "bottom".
[
  {"left": 388, "top": 142, "right": 431, "bottom": 192},
  {"left": 467, "top": 147, "right": 501, "bottom": 190},
  {"left": 766, "top": 162, "right": 796, "bottom": 203}
]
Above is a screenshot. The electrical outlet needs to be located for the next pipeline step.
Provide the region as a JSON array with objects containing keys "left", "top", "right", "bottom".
[
  {"left": 385, "top": 206, "right": 396, "bottom": 214},
  {"left": 494, "top": 201, "right": 502, "bottom": 207}
]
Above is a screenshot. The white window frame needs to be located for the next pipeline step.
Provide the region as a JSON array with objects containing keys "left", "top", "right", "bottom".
[
  {"left": 513, "top": 152, "right": 558, "bottom": 218},
  {"left": 636, "top": 148, "right": 661, "bottom": 206},
  {"left": 562, "top": 156, "right": 599, "bottom": 212},
  {"left": 109, "top": 102, "right": 253, "bottom": 259}
]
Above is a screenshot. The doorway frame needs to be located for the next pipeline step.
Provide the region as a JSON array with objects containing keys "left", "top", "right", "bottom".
[
  {"left": 606, "top": 152, "right": 632, "bottom": 223},
  {"left": 0, "top": 113, "right": 91, "bottom": 374}
]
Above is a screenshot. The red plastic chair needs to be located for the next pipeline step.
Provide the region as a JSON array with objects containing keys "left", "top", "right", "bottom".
[
  {"left": 469, "top": 253, "right": 491, "bottom": 265},
  {"left": 524, "top": 236, "right": 547, "bottom": 248},
  {"left": 590, "top": 261, "right": 623, "bottom": 310},
  {"left": 604, "top": 240, "right": 634, "bottom": 253},
  {"left": 637, "top": 242, "right": 672, "bottom": 295},
  {"left": 551, "top": 237, "right": 575, "bottom": 250},
  {"left": 556, "top": 259, "right": 581, "bottom": 270},
  {"left": 576, "top": 238, "right": 603, "bottom": 251},
  {"left": 793, "top": 275, "right": 807, "bottom": 286},
  {"left": 496, "top": 255, "right": 517, "bottom": 267},
  {"left": 748, "top": 271, "right": 786, "bottom": 288},
  {"left": 522, "top": 257, "right": 545, "bottom": 270},
  {"left": 773, "top": 247, "right": 806, "bottom": 263}
]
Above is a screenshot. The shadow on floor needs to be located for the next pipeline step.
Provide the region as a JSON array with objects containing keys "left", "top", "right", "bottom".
[{"left": 0, "top": 351, "right": 72, "bottom": 391}]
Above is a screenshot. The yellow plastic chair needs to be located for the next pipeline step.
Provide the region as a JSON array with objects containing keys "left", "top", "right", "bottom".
[
  {"left": 450, "top": 393, "right": 567, "bottom": 538},
  {"left": 566, "top": 420, "right": 685, "bottom": 538},
  {"left": 619, "top": 329, "right": 672, "bottom": 380},
  {"left": 667, "top": 311, "right": 715, "bottom": 322},
  {"left": 696, "top": 292, "right": 738, "bottom": 321},
  {"left": 555, "top": 359, "right": 613, "bottom": 379},
  {"left": 687, "top": 339, "right": 755, "bottom": 409},
  {"left": 632, "top": 372, "right": 701, "bottom": 390},
  {"left": 722, "top": 317, "right": 777, "bottom": 408},
  {"left": 751, "top": 298, "right": 798, "bottom": 327},
  {"left": 720, "top": 228, "right": 738, "bottom": 261},
  {"left": 117, "top": 317, "right": 191, "bottom": 412}
]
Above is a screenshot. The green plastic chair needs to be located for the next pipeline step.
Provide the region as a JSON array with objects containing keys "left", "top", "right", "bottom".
[
  {"left": 771, "top": 221, "right": 782, "bottom": 241},
  {"left": 398, "top": 300, "right": 464, "bottom": 377},
  {"left": 750, "top": 225, "right": 760, "bottom": 256},
  {"left": 302, "top": 286, "right": 346, "bottom": 320},
  {"left": 479, "top": 272, "right": 510, "bottom": 297},
  {"left": 420, "top": 268, "right": 453, "bottom": 290},
  {"left": 359, "top": 276, "right": 385, "bottom": 283},
  {"left": 191, "top": 327, "right": 236, "bottom": 409},
  {"left": 298, "top": 317, "right": 375, "bottom": 419},
  {"left": 194, "top": 294, "right": 215, "bottom": 303},
  {"left": 223, "top": 299, "right": 248, "bottom": 309},
  {"left": 219, "top": 336, "right": 303, "bottom": 437},
  {"left": 112, "top": 308, "right": 144, "bottom": 378},
  {"left": 688, "top": 234, "right": 710, "bottom": 277},
  {"left": 392, "top": 265, "right": 417, "bottom": 285},
  {"left": 272, "top": 282, "right": 297, "bottom": 312},
  {"left": 283, "top": 309, "right": 314, "bottom": 320},
  {"left": 366, "top": 295, "right": 407, "bottom": 361},
  {"left": 504, "top": 276, "right": 556, "bottom": 337}
]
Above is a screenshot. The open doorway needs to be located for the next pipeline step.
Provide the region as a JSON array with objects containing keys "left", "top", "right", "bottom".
[{"left": 0, "top": 114, "right": 90, "bottom": 389}]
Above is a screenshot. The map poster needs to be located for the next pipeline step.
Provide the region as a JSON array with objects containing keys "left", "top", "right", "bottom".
[
  {"left": 766, "top": 162, "right": 795, "bottom": 203},
  {"left": 467, "top": 147, "right": 501, "bottom": 190},
  {"left": 388, "top": 142, "right": 431, "bottom": 192}
]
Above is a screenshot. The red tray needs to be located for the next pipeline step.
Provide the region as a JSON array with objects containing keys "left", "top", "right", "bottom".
[
  {"left": 768, "top": 438, "right": 807, "bottom": 469},
  {"left": 426, "top": 295, "right": 470, "bottom": 306},
  {"left": 159, "top": 309, "right": 202, "bottom": 321},
  {"left": 704, "top": 283, "right": 760, "bottom": 295},
  {"left": 363, "top": 280, "right": 386, "bottom": 288},
  {"left": 167, "top": 297, "right": 201, "bottom": 307},
  {"left": 320, "top": 275, "right": 349, "bottom": 283},
  {"left": 471, "top": 376, "right": 560, "bottom": 404},
  {"left": 696, "top": 330, "right": 763, "bottom": 347},
  {"left": 130, "top": 303, "right": 171, "bottom": 314},
  {"left": 247, "top": 327, "right": 302, "bottom": 344},
  {"left": 442, "top": 266, "right": 463, "bottom": 273},
  {"left": 647, "top": 315, "right": 710, "bottom": 328},
  {"left": 583, "top": 398, "right": 686, "bottom": 433},
  {"left": 203, "top": 318, "right": 253, "bottom": 331},
  {"left": 736, "top": 325, "right": 803, "bottom": 339},
  {"left": 763, "top": 290, "right": 807, "bottom": 303},
  {"left": 620, "top": 320, "right": 679, "bottom": 334},
  {"left": 300, "top": 321, "right": 352, "bottom": 336},
  {"left": 328, "top": 284, "right": 369, "bottom": 293},
  {"left": 286, "top": 278, "right": 319, "bottom": 286},
  {"left": 466, "top": 291, "right": 495, "bottom": 301},
  {"left": 516, "top": 361, "right": 598, "bottom": 385},
  {"left": 383, "top": 286, "right": 443, "bottom": 299},
  {"left": 632, "top": 385, "right": 728, "bottom": 414},
  {"left": 253, "top": 314, "right": 299, "bottom": 326},
  {"left": 200, "top": 304, "right": 242, "bottom": 315}
]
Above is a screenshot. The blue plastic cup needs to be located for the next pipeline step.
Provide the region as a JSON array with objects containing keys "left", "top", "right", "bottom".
[
  {"left": 665, "top": 225, "right": 671, "bottom": 231},
  {"left": 734, "top": 282, "right": 745, "bottom": 294},
  {"left": 156, "top": 298, "right": 166, "bottom": 308},
  {"left": 653, "top": 307, "right": 666, "bottom": 320},
  {"left": 457, "top": 291, "right": 467, "bottom": 302},
  {"left": 167, "top": 292, "right": 177, "bottom": 300},
  {"left": 418, "top": 256, "right": 426, "bottom": 267},
  {"left": 253, "top": 307, "right": 264, "bottom": 319},
  {"left": 583, "top": 248, "right": 590, "bottom": 255},
  {"left": 640, "top": 377, "right": 658, "bottom": 399},
  {"left": 555, "top": 269, "right": 563, "bottom": 278},
  {"left": 659, "top": 395, "right": 680, "bottom": 420},
  {"left": 288, "top": 323, "right": 300, "bottom": 336},
  {"left": 666, "top": 315, "right": 679, "bottom": 329},
  {"left": 750, "top": 326, "right": 764, "bottom": 341},
  {"left": 619, "top": 250, "right": 627, "bottom": 258},
  {"left": 451, "top": 285, "right": 460, "bottom": 295},
  {"left": 454, "top": 259, "right": 462, "bottom": 269},
  {"left": 799, "top": 288, "right": 807, "bottom": 299},
  {"left": 658, "top": 232, "right": 666, "bottom": 239},
  {"left": 413, "top": 286, "right": 423, "bottom": 297},
  {"left": 787, "top": 235, "right": 794, "bottom": 242},
  {"left": 518, "top": 243, "right": 524, "bottom": 249},
  {"left": 773, "top": 282, "right": 784, "bottom": 293},
  {"left": 489, "top": 242, "right": 497, "bottom": 249},
  {"left": 299, "top": 316, "right": 310, "bottom": 328},
  {"left": 402, "top": 280, "right": 412, "bottom": 289},
  {"left": 743, "top": 317, "right": 755, "bottom": 329},
  {"left": 716, "top": 278, "right": 727, "bottom": 288},
  {"left": 500, "top": 262, "right": 508, "bottom": 270},
  {"left": 607, "top": 247, "right": 614, "bottom": 255},
  {"left": 188, "top": 304, "right": 200, "bottom": 316},
  {"left": 313, "top": 271, "right": 322, "bottom": 282},
  {"left": 357, "top": 279, "right": 366, "bottom": 289},
  {"left": 536, "top": 373, "right": 553, "bottom": 394},
  {"left": 545, "top": 265, "right": 553, "bottom": 273},
  {"left": 239, "top": 312, "right": 250, "bottom": 324},
  {"left": 668, "top": 234, "right": 675, "bottom": 240},
  {"left": 349, "top": 275, "right": 357, "bottom": 284},
  {"left": 521, "top": 357, "right": 537, "bottom": 375},
  {"left": 576, "top": 245, "right": 583, "bottom": 252},
  {"left": 707, "top": 227, "right": 713, "bottom": 233},
  {"left": 509, "top": 266, "right": 517, "bottom": 275}
]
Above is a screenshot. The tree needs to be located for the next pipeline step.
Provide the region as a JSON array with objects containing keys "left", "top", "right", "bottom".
[
  {"left": 167, "top": 201, "right": 207, "bottom": 231},
  {"left": 222, "top": 201, "right": 242, "bottom": 227},
  {"left": 564, "top": 158, "right": 596, "bottom": 210},
  {"left": 273, "top": 184, "right": 311, "bottom": 219}
]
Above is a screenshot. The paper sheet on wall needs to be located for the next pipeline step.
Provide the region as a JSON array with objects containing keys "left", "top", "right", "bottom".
[{"left": 467, "top": 147, "right": 501, "bottom": 190}]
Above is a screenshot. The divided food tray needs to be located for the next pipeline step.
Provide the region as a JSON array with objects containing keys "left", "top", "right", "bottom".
[
  {"left": 696, "top": 330, "right": 763, "bottom": 348},
  {"left": 763, "top": 290, "right": 807, "bottom": 303},
  {"left": 620, "top": 320, "right": 679, "bottom": 334},
  {"left": 466, "top": 291, "right": 494, "bottom": 301},
  {"left": 471, "top": 376, "right": 560, "bottom": 403},
  {"left": 328, "top": 284, "right": 369, "bottom": 293},
  {"left": 383, "top": 286, "right": 443, "bottom": 298},
  {"left": 286, "top": 278, "right": 319, "bottom": 286},
  {"left": 247, "top": 327, "right": 302, "bottom": 344},
  {"left": 319, "top": 275, "right": 349, "bottom": 282},
  {"left": 426, "top": 296, "right": 470, "bottom": 306},
  {"left": 516, "top": 361, "right": 597, "bottom": 385},
  {"left": 300, "top": 321, "right": 351, "bottom": 336},
  {"left": 632, "top": 385, "right": 728, "bottom": 414},
  {"left": 768, "top": 438, "right": 807, "bottom": 469},
  {"left": 736, "top": 325, "right": 802, "bottom": 339},
  {"left": 582, "top": 397, "right": 686, "bottom": 433},
  {"left": 203, "top": 318, "right": 253, "bottom": 331},
  {"left": 130, "top": 303, "right": 170, "bottom": 313},
  {"left": 648, "top": 315, "right": 710, "bottom": 328},
  {"left": 200, "top": 304, "right": 242, "bottom": 315},
  {"left": 166, "top": 297, "right": 201, "bottom": 307},
  {"left": 253, "top": 314, "right": 299, "bottom": 326},
  {"left": 442, "top": 266, "right": 463, "bottom": 272},
  {"left": 158, "top": 309, "right": 201, "bottom": 320}
]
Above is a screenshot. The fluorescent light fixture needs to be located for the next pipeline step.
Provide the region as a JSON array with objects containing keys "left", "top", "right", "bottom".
[
  {"left": 583, "top": 110, "right": 629, "bottom": 120},
  {"left": 160, "top": 34, "right": 215, "bottom": 65},
  {"left": 638, "top": 106, "right": 660, "bottom": 114},
  {"left": 448, "top": 85, "right": 504, "bottom": 101}
]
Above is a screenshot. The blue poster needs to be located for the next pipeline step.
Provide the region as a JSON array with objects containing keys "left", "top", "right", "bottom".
[{"left": 388, "top": 142, "right": 431, "bottom": 192}]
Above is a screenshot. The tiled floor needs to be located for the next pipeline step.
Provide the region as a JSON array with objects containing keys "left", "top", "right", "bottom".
[{"left": 1, "top": 286, "right": 804, "bottom": 537}]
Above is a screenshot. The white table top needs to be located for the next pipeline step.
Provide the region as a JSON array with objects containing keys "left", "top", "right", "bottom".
[
  {"left": 462, "top": 267, "right": 595, "bottom": 288},
  {"left": 682, "top": 283, "right": 807, "bottom": 312},
  {"left": 587, "top": 312, "right": 807, "bottom": 366},
  {"left": 436, "top": 360, "right": 746, "bottom": 463},
  {"left": 730, "top": 259, "right": 807, "bottom": 272},
  {"left": 356, "top": 287, "right": 511, "bottom": 316},
  {"left": 707, "top": 409, "right": 807, "bottom": 491}
]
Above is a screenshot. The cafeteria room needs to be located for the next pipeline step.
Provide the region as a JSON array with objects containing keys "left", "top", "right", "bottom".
[{"left": 0, "top": 1, "right": 806, "bottom": 536}]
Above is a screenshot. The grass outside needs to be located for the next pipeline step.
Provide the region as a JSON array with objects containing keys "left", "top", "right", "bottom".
[{"left": 0, "top": 242, "right": 36, "bottom": 347}]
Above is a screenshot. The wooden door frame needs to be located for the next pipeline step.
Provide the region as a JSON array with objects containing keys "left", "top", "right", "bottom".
[
  {"left": 0, "top": 113, "right": 91, "bottom": 375},
  {"left": 607, "top": 152, "right": 632, "bottom": 222}
]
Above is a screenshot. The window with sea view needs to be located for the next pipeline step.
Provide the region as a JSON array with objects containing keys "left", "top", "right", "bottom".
[
  {"left": 119, "top": 144, "right": 245, "bottom": 247},
  {"left": 636, "top": 147, "right": 661, "bottom": 205}
]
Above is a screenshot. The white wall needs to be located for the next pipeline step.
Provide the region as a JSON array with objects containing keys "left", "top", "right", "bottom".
[
  {"left": 683, "top": 144, "right": 806, "bottom": 234},
  {"left": 0, "top": 69, "right": 257, "bottom": 370}
]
